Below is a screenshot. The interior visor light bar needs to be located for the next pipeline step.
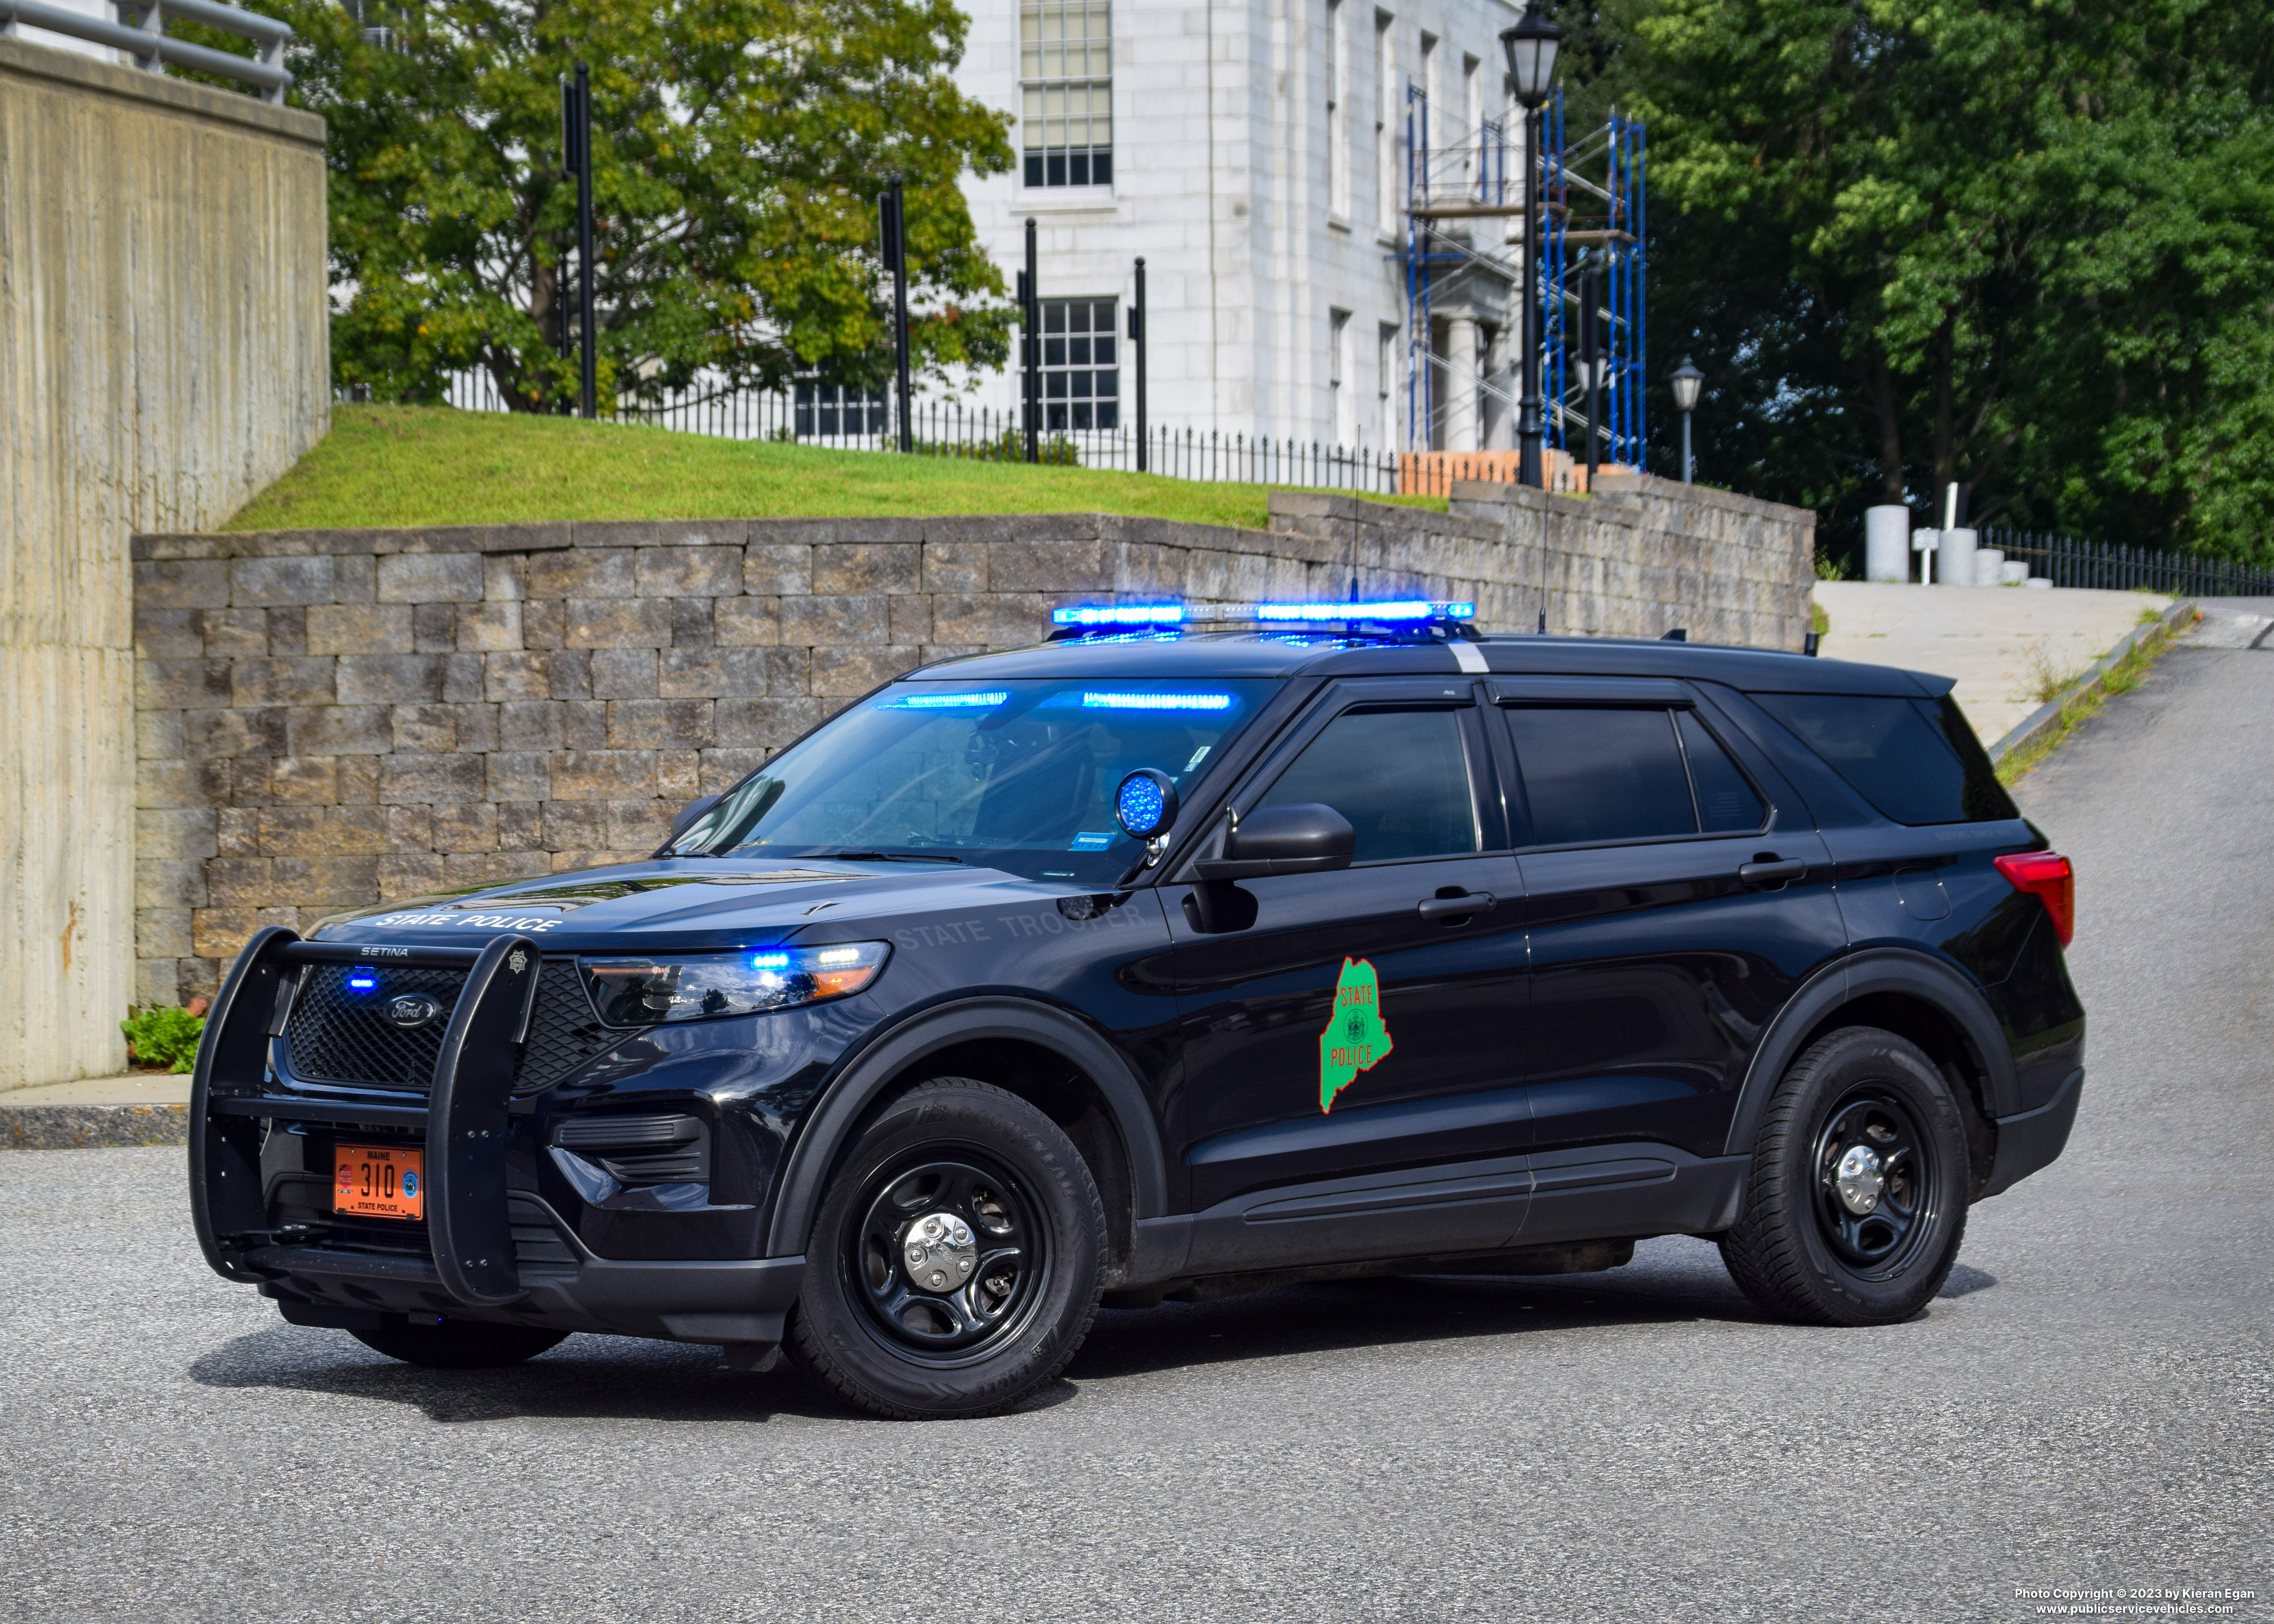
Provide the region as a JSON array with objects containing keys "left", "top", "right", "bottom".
[
  {"left": 1250, "top": 600, "right": 1476, "bottom": 622},
  {"left": 1050, "top": 603, "right": 1187, "bottom": 627},
  {"left": 1081, "top": 692, "right": 1234, "bottom": 710}
]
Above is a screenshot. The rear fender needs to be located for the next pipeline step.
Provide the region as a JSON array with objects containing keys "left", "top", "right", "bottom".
[{"left": 1722, "top": 948, "right": 2020, "bottom": 1160}]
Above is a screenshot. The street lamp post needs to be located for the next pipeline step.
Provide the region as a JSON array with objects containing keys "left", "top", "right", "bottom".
[
  {"left": 1671, "top": 356, "right": 1703, "bottom": 484},
  {"left": 1501, "top": 0, "right": 1563, "bottom": 490}
]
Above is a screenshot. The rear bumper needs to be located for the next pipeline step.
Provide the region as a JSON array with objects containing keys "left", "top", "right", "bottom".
[{"left": 1981, "top": 1066, "right": 2084, "bottom": 1199}]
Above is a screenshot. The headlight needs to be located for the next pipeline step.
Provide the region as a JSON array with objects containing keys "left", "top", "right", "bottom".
[{"left": 579, "top": 942, "right": 891, "bottom": 1026}]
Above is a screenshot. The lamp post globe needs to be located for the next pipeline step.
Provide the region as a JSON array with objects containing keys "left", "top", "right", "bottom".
[
  {"left": 1672, "top": 356, "right": 1704, "bottom": 484},
  {"left": 1501, "top": 0, "right": 1563, "bottom": 489},
  {"left": 1500, "top": 0, "right": 1562, "bottom": 109}
]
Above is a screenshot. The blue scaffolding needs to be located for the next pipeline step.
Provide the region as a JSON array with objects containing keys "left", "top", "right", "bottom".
[
  {"left": 1541, "top": 95, "right": 1649, "bottom": 469},
  {"left": 1403, "top": 86, "right": 1647, "bottom": 471}
]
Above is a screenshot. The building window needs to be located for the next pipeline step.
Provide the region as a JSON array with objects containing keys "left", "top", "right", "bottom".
[
  {"left": 1374, "top": 12, "right": 1396, "bottom": 235},
  {"left": 1041, "top": 299, "right": 1119, "bottom": 429},
  {"left": 1327, "top": 0, "right": 1349, "bottom": 218},
  {"left": 795, "top": 381, "right": 888, "bottom": 438},
  {"left": 1379, "top": 321, "right": 1400, "bottom": 441},
  {"left": 1330, "top": 309, "right": 1353, "bottom": 444},
  {"left": 1022, "top": 0, "right": 1112, "bottom": 187}
]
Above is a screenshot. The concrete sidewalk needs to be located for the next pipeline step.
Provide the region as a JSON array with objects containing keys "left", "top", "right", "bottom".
[
  {"left": 1, "top": 1073, "right": 190, "bottom": 1149},
  {"left": 1813, "top": 581, "right": 2170, "bottom": 743}
]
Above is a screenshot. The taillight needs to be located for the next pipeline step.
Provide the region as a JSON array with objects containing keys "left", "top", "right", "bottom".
[{"left": 1994, "top": 851, "right": 2074, "bottom": 946}]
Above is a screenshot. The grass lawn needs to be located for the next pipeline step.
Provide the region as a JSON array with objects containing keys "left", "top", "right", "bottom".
[{"left": 224, "top": 406, "right": 1446, "bottom": 534}]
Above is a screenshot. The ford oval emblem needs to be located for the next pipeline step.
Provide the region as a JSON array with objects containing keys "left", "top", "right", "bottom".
[{"left": 385, "top": 993, "right": 444, "bottom": 1029}]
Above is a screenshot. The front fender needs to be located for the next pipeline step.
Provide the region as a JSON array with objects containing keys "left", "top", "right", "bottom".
[{"left": 760, "top": 995, "right": 1171, "bottom": 1258}]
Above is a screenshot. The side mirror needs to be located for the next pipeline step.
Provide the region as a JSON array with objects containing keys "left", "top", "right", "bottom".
[
  {"left": 664, "top": 793, "right": 721, "bottom": 848},
  {"left": 1194, "top": 803, "right": 1355, "bottom": 881}
]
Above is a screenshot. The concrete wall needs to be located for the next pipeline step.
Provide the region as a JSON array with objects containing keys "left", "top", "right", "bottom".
[
  {"left": 1, "top": 38, "right": 328, "bottom": 1088},
  {"left": 129, "top": 478, "right": 1812, "bottom": 1001}
]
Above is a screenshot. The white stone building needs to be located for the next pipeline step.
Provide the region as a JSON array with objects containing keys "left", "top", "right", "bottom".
[{"left": 945, "top": 0, "right": 1526, "bottom": 453}]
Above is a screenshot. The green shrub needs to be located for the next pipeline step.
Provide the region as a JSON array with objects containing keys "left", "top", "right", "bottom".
[{"left": 121, "top": 1006, "right": 205, "bottom": 1073}]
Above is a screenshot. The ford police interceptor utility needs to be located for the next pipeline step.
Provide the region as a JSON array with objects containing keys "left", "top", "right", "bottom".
[{"left": 189, "top": 599, "right": 2084, "bottom": 1419}]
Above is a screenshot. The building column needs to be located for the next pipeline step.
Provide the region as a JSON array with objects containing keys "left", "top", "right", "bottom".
[{"left": 1444, "top": 312, "right": 1481, "bottom": 452}]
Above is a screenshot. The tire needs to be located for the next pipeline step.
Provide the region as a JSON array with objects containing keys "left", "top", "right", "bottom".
[
  {"left": 350, "top": 1321, "right": 568, "bottom": 1369},
  {"left": 787, "top": 1077, "right": 1105, "bottom": 1420},
  {"left": 1719, "top": 1026, "right": 1972, "bottom": 1326}
]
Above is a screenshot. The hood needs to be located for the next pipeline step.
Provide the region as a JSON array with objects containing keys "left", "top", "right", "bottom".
[{"left": 309, "top": 858, "right": 1091, "bottom": 954}]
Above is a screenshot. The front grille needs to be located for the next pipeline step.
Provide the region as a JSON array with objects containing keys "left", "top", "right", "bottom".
[
  {"left": 286, "top": 965, "right": 466, "bottom": 1089},
  {"left": 510, "top": 964, "right": 630, "bottom": 1094},
  {"left": 282, "top": 957, "right": 642, "bottom": 1094}
]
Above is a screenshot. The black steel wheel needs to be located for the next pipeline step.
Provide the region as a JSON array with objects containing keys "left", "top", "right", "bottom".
[
  {"left": 848, "top": 1154, "right": 1046, "bottom": 1362},
  {"left": 1809, "top": 1088, "right": 1936, "bottom": 1277},
  {"left": 1720, "top": 1026, "right": 1973, "bottom": 1326},
  {"left": 788, "top": 1078, "right": 1104, "bottom": 1419}
]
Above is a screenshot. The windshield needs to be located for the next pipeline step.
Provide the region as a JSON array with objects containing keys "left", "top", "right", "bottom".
[{"left": 673, "top": 678, "right": 1278, "bottom": 883}]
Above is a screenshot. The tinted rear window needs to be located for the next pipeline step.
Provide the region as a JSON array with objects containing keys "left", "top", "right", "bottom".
[
  {"left": 1503, "top": 706, "right": 1766, "bottom": 845},
  {"left": 1751, "top": 692, "right": 2017, "bottom": 825}
]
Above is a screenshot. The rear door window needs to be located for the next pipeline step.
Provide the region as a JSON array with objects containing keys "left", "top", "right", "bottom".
[
  {"left": 1750, "top": 692, "right": 2017, "bottom": 825},
  {"left": 1502, "top": 706, "right": 1766, "bottom": 846}
]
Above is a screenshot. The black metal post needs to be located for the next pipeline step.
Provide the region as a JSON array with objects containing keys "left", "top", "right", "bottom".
[
  {"left": 1579, "top": 259, "right": 1599, "bottom": 485},
  {"left": 558, "top": 78, "right": 575, "bottom": 373},
  {"left": 1516, "top": 104, "right": 1545, "bottom": 488},
  {"left": 574, "top": 62, "right": 596, "bottom": 420},
  {"left": 1131, "top": 257, "right": 1148, "bottom": 472},
  {"left": 1022, "top": 218, "right": 1039, "bottom": 463},
  {"left": 889, "top": 176, "right": 912, "bottom": 453}
]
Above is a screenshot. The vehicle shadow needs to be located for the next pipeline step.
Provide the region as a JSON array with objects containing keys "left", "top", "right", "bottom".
[
  {"left": 1068, "top": 1234, "right": 1764, "bottom": 1382},
  {"left": 185, "top": 1241, "right": 1993, "bottom": 1424},
  {"left": 187, "top": 1327, "right": 853, "bottom": 1425}
]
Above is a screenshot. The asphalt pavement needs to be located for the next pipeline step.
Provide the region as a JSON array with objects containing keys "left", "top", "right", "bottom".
[{"left": 4, "top": 613, "right": 2270, "bottom": 1623}]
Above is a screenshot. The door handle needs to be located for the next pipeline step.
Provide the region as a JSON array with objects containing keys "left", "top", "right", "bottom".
[
  {"left": 1738, "top": 857, "right": 1807, "bottom": 887},
  {"left": 1417, "top": 891, "right": 1495, "bottom": 923}
]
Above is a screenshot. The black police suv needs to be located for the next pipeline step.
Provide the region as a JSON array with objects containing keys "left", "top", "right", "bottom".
[{"left": 189, "top": 601, "right": 2086, "bottom": 1419}]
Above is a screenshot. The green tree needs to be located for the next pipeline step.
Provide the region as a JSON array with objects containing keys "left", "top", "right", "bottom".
[
  {"left": 278, "top": 0, "right": 1017, "bottom": 412},
  {"left": 1582, "top": 0, "right": 2274, "bottom": 562}
]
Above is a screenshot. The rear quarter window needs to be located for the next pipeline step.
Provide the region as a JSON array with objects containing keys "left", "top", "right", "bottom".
[{"left": 1750, "top": 692, "right": 2017, "bottom": 825}]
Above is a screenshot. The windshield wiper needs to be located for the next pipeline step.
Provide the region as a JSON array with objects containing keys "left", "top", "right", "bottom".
[{"left": 805, "top": 849, "right": 964, "bottom": 864}]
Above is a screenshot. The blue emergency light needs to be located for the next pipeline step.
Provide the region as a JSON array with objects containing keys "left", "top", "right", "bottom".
[
  {"left": 1250, "top": 600, "right": 1475, "bottom": 623},
  {"left": 1050, "top": 603, "right": 1186, "bottom": 627}
]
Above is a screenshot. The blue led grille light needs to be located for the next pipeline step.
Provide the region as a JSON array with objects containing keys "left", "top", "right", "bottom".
[
  {"left": 1081, "top": 692, "right": 1233, "bottom": 711},
  {"left": 893, "top": 690, "right": 1009, "bottom": 709},
  {"left": 1050, "top": 603, "right": 1186, "bottom": 627},
  {"left": 1250, "top": 600, "right": 1476, "bottom": 622},
  {"left": 346, "top": 967, "right": 379, "bottom": 991},
  {"left": 749, "top": 953, "right": 790, "bottom": 968}
]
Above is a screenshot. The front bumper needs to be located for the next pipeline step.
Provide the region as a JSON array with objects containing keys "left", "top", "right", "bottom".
[{"left": 190, "top": 927, "right": 805, "bottom": 1349}]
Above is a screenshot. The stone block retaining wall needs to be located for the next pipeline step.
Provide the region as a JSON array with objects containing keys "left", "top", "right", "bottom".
[{"left": 131, "top": 479, "right": 1812, "bottom": 1003}]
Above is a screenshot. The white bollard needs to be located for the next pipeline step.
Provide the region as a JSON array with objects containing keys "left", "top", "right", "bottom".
[
  {"left": 1865, "top": 505, "right": 1911, "bottom": 583},
  {"left": 1938, "top": 526, "right": 1978, "bottom": 587},
  {"left": 1972, "top": 547, "right": 2005, "bottom": 587},
  {"left": 2000, "top": 559, "right": 2029, "bottom": 586}
]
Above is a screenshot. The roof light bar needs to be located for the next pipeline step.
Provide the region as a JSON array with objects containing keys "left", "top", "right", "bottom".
[
  {"left": 1050, "top": 603, "right": 1186, "bottom": 627},
  {"left": 1250, "top": 599, "right": 1476, "bottom": 623}
]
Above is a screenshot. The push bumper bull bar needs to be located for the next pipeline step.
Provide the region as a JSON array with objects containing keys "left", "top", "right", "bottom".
[{"left": 189, "top": 926, "right": 543, "bottom": 1309}]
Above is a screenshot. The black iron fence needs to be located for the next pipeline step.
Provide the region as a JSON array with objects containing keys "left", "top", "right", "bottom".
[
  {"left": 1984, "top": 530, "right": 2274, "bottom": 599},
  {"left": 442, "top": 372, "right": 1402, "bottom": 494}
]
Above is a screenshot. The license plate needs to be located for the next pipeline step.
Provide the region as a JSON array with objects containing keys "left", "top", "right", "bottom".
[{"left": 335, "top": 1143, "right": 424, "bottom": 1221}]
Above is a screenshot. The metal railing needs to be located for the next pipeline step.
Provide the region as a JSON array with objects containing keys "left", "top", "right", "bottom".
[
  {"left": 1983, "top": 530, "right": 2274, "bottom": 599},
  {"left": 0, "top": 0, "right": 291, "bottom": 102},
  {"left": 437, "top": 371, "right": 1405, "bottom": 495}
]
